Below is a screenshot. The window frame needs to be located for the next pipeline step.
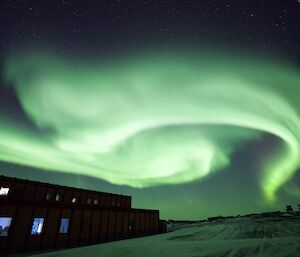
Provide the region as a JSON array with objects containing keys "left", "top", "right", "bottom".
[
  {"left": 0, "top": 187, "right": 10, "bottom": 196},
  {"left": 55, "top": 194, "right": 61, "bottom": 202},
  {"left": 59, "top": 218, "right": 70, "bottom": 234},
  {"left": 0, "top": 216, "right": 13, "bottom": 237},
  {"left": 45, "top": 192, "right": 52, "bottom": 201},
  {"left": 30, "top": 217, "right": 45, "bottom": 236}
]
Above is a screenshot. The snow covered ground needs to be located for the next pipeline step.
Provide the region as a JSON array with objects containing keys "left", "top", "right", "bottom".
[{"left": 30, "top": 217, "right": 300, "bottom": 257}]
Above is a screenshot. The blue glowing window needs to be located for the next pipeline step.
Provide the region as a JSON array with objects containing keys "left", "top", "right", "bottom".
[
  {"left": 31, "top": 218, "right": 44, "bottom": 235},
  {"left": 0, "top": 217, "right": 12, "bottom": 237},
  {"left": 59, "top": 218, "right": 70, "bottom": 234}
]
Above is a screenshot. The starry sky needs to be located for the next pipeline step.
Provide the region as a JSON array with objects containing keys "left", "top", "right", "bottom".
[{"left": 1, "top": 0, "right": 300, "bottom": 220}]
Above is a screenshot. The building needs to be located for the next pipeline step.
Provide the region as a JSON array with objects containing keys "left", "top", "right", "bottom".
[
  {"left": 286, "top": 205, "right": 294, "bottom": 214},
  {"left": 0, "top": 175, "right": 160, "bottom": 255}
]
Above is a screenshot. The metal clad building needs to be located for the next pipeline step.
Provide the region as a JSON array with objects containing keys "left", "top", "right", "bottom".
[{"left": 0, "top": 175, "right": 160, "bottom": 255}]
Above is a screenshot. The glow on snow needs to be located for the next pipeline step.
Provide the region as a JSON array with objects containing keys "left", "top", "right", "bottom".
[{"left": 1, "top": 49, "right": 300, "bottom": 202}]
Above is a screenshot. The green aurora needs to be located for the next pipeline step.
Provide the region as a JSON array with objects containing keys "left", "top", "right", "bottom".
[{"left": 1, "top": 49, "right": 300, "bottom": 209}]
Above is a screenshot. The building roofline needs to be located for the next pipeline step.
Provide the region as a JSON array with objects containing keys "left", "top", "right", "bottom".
[{"left": 0, "top": 174, "right": 131, "bottom": 198}]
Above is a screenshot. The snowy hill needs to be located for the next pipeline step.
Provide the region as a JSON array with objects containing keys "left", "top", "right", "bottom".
[{"left": 30, "top": 217, "right": 300, "bottom": 257}]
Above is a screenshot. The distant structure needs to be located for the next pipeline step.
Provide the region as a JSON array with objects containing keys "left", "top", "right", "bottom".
[
  {"left": 207, "top": 216, "right": 227, "bottom": 223},
  {"left": 0, "top": 175, "right": 161, "bottom": 255},
  {"left": 286, "top": 205, "right": 294, "bottom": 214},
  {"left": 159, "top": 220, "right": 167, "bottom": 233}
]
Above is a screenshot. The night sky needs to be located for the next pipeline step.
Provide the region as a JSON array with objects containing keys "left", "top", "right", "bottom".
[{"left": 1, "top": 0, "right": 300, "bottom": 220}]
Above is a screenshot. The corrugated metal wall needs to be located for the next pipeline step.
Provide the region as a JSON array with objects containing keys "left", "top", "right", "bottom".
[{"left": 0, "top": 176, "right": 160, "bottom": 255}]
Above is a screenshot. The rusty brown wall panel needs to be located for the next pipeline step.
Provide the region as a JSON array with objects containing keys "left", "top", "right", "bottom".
[
  {"left": 68, "top": 209, "right": 82, "bottom": 247},
  {"left": 61, "top": 209, "right": 72, "bottom": 216},
  {"left": 63, "top": 189, "right": 72, "bottom": 204},
  {"left": 79, "top": 210, "right": 92, "bottom": 246},
  {"left": 142, "top": 212, "right": 147, "bottom": 235},
  {"left": 125, "top": 197, "right": 131, "bottom": 209},
  {"left": 107, "top": 211, "right": 116, "bottom": 241},
  {"left": 111, "top": 195, "right": 116, "bottom": 207},
  {"left": 0, "top": 205, "right": 16, "bottom": 254},
  {"left": 115, "top": 195, "right": 120, "bottom": 207},
  {"left": 99, "top": 193, "right": 105, "bottom": 207},
  {"left": 34, "top": 186, "right": 46, "bottom": 201},
  {"left": 129, "top": 212, "right": 135, "bottom": 237},
  {"left": 112, "top": 195, "right": 121, "bottom": 208},
  {"left": 9, "top": 182, "right": 25, "bottom": 200},
  {"left": 148, "top": 213, "right": 153, "bottom": 233},
  {"left": 121, "top": 197, "right": 126, "bottom": 208},
  {"left": 89, "top": 210, "right": 101, "bottom": 244},
  {"left": 61, "top": 209, "right": 72, "bottom": 217},
  {"left": 142, "top": 212, "right": 146, "bottom": 235},
  {"left": 56, "top": 234, "right": 68, "bottom": 249},
  {"left": 7, "top": 206, "right": 33, "bottom": 253},
  {"left": 124, "top": 197, "right": 129, "bottom": 208},
  {"left": 26, "top": 207, "right": 47, "bottom": 252},
  {"left": 150, "top": 213, "right": 153, "bottom": 233},
  {"left": 99, "top": 211, "right": 108, "bottom": 242},
  {"left": 115, "top": 212, "right": 123, "bottom": 239},
  {"left": 79, "top": 191, "right": 88, "bottom": 205},
  {"left": 0, "top": 237, "right": 6, "bottom": 255},
  {"left": 41, "top": 208, "right": 60, "bottom": 250},
  {"left": 105, "top": 194, "right": 111, "bottom": 208},
  {"left": 122, "top": 212, "right": 129, "bottom": 238},
  {"left": 149, "top": 213, "right": 155, "bottom": 234},
  {"left": 23, "top": 184, "right": 36, "bottom": 200},
  {"left": 134, "top": 212, "right": 140, "bottom": 236},
  {"left": 145, "top": 213, "right": 150, "bottom": 235},
  {"left": 154, "top": 213, "right": 158, "bottom": 233},
  {"left": 154, "top": 212, "right": 159, "bottom": 233},
  {"left": 140, "top": 212, "right": 146, "bottom": 235},
  {"left": 153, "top": 212, "right": 159, "bottom": 233},
  {"left": 117, "top": 196, "right": 123, "bottom": 208},
  {"left": 56, "top": 209, "right": 72, "bottom": 249},
  {"left": 0, "top": 205, "right": 16, "bottom": 216},
  {"left": 33, "top": 207, "right": 47, "bottom": 215}
]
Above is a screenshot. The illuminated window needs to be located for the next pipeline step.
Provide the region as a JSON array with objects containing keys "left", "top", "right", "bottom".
[
  {"left": 55, "top": 194, "right": 61, "bottom": 201},
  {"left": 71, "top": 197, "right": 77, "bottom": 203},
  {"left": 0, "top": 217, "right": 12, "bottom": 237},
  {"left": 59, "top": 218, "right": 70, "bottom": 234},
  {"left": 0, "top": 187, "right": 10, "bottom": 196},
  {"left": 94, "top": 199, "right": 98, "bottom": 205},
  {"left": 87, "top": 198, "right": 92, "bottom": 204},
  {"left": 45, "top": 192, "right": 51, "bottom": 200},
  {"left": 31, "top": 218, "right": 44, "bottom": 235}
]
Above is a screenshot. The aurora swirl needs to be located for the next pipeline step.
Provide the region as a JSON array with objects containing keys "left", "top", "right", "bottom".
[{"left": 1, "top": 49, "right": 300, "bottom": 203}]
